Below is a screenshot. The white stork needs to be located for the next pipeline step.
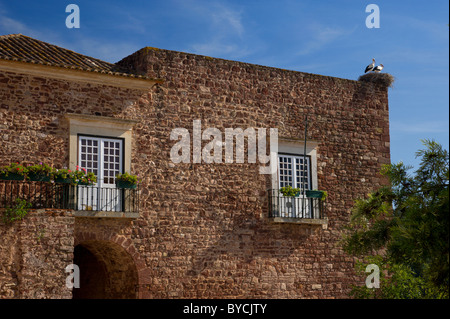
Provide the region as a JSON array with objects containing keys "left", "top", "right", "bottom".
[
  {"left": 373, "top": 64, "right": 384, "bottom": 72},
  {"left": 364, "top": 58, "right": 375, "bottom": 73}
]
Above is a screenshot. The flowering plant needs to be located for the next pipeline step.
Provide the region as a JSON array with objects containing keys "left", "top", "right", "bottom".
[
  {"left": 0, "top": 162, "right": 99, "bottom": 185},
  {"left": 0, "top": 162, "right": 27, "bottom": 178},
  {"left": 72, "top": 167, "right": 84, "bottom": 180},
  {"left": 81, "top": 172, "right": 97, "bottom": 185},
  {"left": 52, "top": 168, "right": 73, "bottom": 180},
  {"left": 74, "top": 166, "right": 97, "bottom": 185}
]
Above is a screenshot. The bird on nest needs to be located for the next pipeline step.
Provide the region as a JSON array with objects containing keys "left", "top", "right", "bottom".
[
  {"left": 373, "top": 64, "right": 384, "bottom": 72},
  {"left": 364, "top": 58, "right": 375, "bottom": 73}
]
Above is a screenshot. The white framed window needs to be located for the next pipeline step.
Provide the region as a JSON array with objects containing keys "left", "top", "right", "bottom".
[
  {"left": 66, "top": 113, "right": 137, "bottom": 178},
  {"left": 77, "top": 135, "right": 124, "bottom": 211},
  {"left": 270, "top": 139, "right": 320, "bottom": 220},
  {"left": 278, "top": 154, "right": 311, "bottom": 192},
  {"left": 78, "top": 135, "right": 123, "bottom": 187},
  {"left": 276, "top": 154, "right": 312, "bottom": 218}
]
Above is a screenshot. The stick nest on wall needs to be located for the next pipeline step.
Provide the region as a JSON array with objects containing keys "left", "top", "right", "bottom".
[{"left": 358, "top": 73, "right": 395, "bottom": 87}]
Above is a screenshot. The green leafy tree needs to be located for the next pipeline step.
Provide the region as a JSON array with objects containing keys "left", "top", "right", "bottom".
[{"left": 343, "top": 139, "right": 449, "bottom": 298}]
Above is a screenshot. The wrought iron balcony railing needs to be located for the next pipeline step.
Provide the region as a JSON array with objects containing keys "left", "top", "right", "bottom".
[
  {"left": 0, "top": 180, "right": 139, "bottom": 214},
  {"left": 268, "top": 189, "right": 326, "bottom": 220}
]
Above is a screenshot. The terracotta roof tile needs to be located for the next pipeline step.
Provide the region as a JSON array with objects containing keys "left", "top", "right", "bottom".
[{"left": 0, "top": 34, "right": 150, "bottom": 80}]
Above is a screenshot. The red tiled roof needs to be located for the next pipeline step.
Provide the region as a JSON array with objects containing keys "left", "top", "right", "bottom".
[{"left": 0, "top": 34, "right": 148, "bottom": 79}]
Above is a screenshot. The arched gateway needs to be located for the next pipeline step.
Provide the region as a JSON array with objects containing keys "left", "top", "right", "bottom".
[{"left": 72, "top": 240, "right": 138, "bottom": 299}]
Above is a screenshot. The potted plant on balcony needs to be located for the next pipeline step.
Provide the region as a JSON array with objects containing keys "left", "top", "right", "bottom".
[
  {"left": 279, "top": 185, "right": 300, "bottom": 197},
  {"left": 74, "top": 166, "right": 97, "bottom": 186},
  {"left": 115, "top": 172, "right": 138, "bottom": 189},
  {"left": 82, "top": 172, "right": 97, "bottom": 185},
  {"left": 305, "top": 189, "right": 327, "bottom": 200},
  {"left": 52, "top": 168, "right": 75, "bottom": 184},
  {"left": 26, "top": 162, "right": 53, "bottom": 182},
  {"left": 0, "top": 163, "right": 27, "bottom": 181}
]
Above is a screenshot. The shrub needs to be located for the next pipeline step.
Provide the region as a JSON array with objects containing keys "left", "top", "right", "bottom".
[{"left": 2, "top": 198, "right": 31, "bottom": 224}]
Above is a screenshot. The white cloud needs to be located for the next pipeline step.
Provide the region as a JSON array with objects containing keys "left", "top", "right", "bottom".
[
  {"left": 391, "top": 120, "right": 449, "bottom": 134},
  {"left": 180, "top": 0, "right": 250, "bottom": 59},
  {"left": 190, "top": 40, "right": 252, "bottom": 59},
  {"left": 0, "top": 12, "right": 34, "bottom": 36},
  {"left": 209, "top": 4, "right": 244, "bottom": 37},
  {"left": 57, "top": 36, "right": 141, "bottom": 63},
  {"left": 0, "top": 8, "right": 53, "bottom": 42},
  {"left": 297, "top": 24, "right": 355, "bottom": 56}
]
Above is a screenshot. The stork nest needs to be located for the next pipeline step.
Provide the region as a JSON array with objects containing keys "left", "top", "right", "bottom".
[{"left": 358, "top": 72, "right": 395, "bottom": 87}]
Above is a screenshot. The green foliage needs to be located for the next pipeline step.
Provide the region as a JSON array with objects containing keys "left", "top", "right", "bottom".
[
  {"left": 52, "top": 168, "right": 72, "bottom": 180},
  {"left": 73, "top": 166, "right": 97, "bottom": 185},
  {"left": 2, "top": 198, "right": 31, "bottom": 224},
  {"left": 0, "top": 162, "right": 97, "bottom": 185},
  {"left": 53, "top": 167, "right": 97, "bottom": 185},
  {"left": 279, "top": 185, "right": 300, "bottom": 197},
  {"left": 350, "top": 255, "right": 447, "bottom": 299},
  {"left": 0, "top": 162, "right": 27, "bottom": 178},
  {"left": 26, "top": 162, "right": 53, "bottom": 176},
  {"left": 343, "top": 139, "right": 449, "bottom": 298},
  {"left": 115, "top": 172, "right": 139, "bottom": 185},
  {"left": 79, "top": 172, "right": 97, "bottom": 185}
]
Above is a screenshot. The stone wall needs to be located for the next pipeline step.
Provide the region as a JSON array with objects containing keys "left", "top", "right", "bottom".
[
  {"left": 0, "top": 209, "right": 74, "bottom": 299},
  {"left": 0, "top": 46, "right": 390, "bottom": 298},
  {"left": 0, "top": 70, "right": 144, "bottom": 167},
  {"left": 116, "top": 48, "right": 390, "bottom": 298}
]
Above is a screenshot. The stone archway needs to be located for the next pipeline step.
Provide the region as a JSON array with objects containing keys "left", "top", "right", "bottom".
[{"left": 73, "top": 240, "right": 138, "bottom": 299}]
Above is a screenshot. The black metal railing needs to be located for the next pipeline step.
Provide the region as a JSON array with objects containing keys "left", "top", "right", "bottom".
[
  {"left": 0, "top": 180, "right": 139, "bottom": 214},
  {"left": 75, "top": 184, "right": 139, "bottom": 213},
  {"left": 268, "top": 189, "right": 325, "bottom": 219}
]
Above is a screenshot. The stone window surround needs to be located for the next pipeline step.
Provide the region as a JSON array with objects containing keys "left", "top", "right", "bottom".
[
  {"left": 271, "top": 137, "right": 319, "bottom": 191},
  {"left": 65, "top": 114, "right": 139, "bottom": 218},
  {"left": 65, "top": 114, "right": 138, "bottom": 174},
  {"left": 65, "top": 113, "right": 138, "bottom": 174}
]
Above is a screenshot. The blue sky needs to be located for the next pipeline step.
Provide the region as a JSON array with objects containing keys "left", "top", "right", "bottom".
[{"left": 1, "top": 0, "right": 448, "bottom": 169}]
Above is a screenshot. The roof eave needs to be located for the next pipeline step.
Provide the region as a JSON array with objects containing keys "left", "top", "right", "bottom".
[{"left": 0, "top": 58, "right": 163, "bottom": 90}]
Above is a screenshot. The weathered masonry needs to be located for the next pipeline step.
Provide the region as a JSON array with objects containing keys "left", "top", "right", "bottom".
[{"left": 0, "top": 34, "right": 390, "bottom": 299}]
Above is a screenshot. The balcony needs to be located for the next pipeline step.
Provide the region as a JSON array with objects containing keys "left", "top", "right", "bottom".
[
  {"left": 0, "top": 180, "right": 139, "bottom": 218},
  {"left": 268, "top": 189, "right": 327, "bottom": 226}
]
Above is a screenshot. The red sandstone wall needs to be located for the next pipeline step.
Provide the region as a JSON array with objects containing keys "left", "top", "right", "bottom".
[
  {"left": 0, "top": 209, "right": 74, "bottom": 298},
  {"left": 117, "top": 48, "right": 390, "bottom": 298},
  {"left": 0, "top": 47, "right": 390, "bottom": 299}
]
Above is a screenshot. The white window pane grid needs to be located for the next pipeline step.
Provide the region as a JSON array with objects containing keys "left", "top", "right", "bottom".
[
  {"left": 102, "top": 140, "right": 122, "bottom": 185},
  {"left": 295, "top": 157, "right": 310, "bottom": 191},
  {"left": 278, "top": 156, "right": 293, "bottom": 188},
  {"left": 278, "top": 155, "right": 310, "bottom": 191},
  {"left": 78, "top": 136, "right": 124, "bottom": 212},
  {"left": 276, "top": 154, "right": 314, "bottom": 218},
  {"left": 277, "top": 154, "right": 312, "bottom": 218},
  {"left": 79, "top": 137, "right": 99, "bottom": 177}
]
